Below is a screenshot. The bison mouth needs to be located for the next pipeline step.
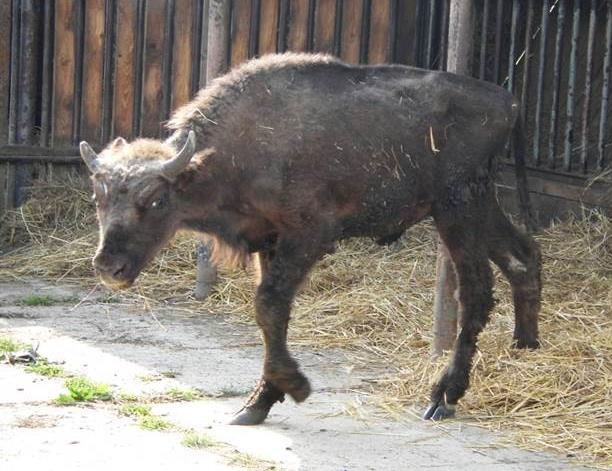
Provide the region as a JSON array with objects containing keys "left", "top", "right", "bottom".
[{"left": 99, "top": 275, "right": 135, "bottom": 290}]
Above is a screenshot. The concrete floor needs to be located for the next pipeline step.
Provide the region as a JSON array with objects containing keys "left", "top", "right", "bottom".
[{"left": 0, "top": 280, "right": 591, "bottom": 471}]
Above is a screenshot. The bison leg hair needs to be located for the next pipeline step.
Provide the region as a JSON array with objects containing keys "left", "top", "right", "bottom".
[
  {"left": 486, "top": 203, "right": 542, "bottom": 349},
  {"left": 232, "top": 238, "right": 324, "bottom": 425},
  {"left": 424, "top": 212, "right": 495, "bottom": 421}
]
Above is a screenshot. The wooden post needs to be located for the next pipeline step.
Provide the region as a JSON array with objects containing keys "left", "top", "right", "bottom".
[
  {"left": 432, "top": 0, "right": 474, "bottom": 356},
  {"left": 194, "top": 0, "right": 230, "bottom": 300}
]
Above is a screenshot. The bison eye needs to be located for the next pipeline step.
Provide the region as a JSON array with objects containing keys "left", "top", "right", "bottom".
[{"left": 150, "top": 198, "right": 164, "bottom": 209}]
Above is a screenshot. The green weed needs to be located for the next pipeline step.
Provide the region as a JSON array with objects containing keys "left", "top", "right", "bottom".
[
  {"left": 182, "top": 432, "right": 220, "bottom": 449},
  {"left": 138, "top": 415, "right": 172, "bottom": 430},
  {"left": 0, "top": 337, "right": 24, "bottom": 354},
  {"left": 26, "top": 359, "right": 65, "bottom": 377},
  {"left": 55, "top": 377, "right": 112, "bottom": 404},
  {"left": 22, "top": 295, "right": 55, "bottom": 306}
]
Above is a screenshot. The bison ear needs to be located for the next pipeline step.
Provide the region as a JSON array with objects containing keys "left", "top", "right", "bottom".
[{"left": 110, "top": 136, "right": 128, "bottom": 150}]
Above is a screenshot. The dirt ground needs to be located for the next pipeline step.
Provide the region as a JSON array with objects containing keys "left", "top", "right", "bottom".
[{"left": 0, "top": 280, "right": 593, "bottom": 471}]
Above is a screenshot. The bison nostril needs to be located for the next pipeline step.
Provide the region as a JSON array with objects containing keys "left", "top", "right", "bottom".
[{"left": 113, "top": 264, "right": 126, "bottom": 277}]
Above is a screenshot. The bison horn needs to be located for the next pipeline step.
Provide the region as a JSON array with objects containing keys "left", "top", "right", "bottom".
[
  {"left": 79, "top": 141, "right": 99, "bottom": 173},
  {"left": 161, "top": 130, "right": 196, "bottom": 179}
]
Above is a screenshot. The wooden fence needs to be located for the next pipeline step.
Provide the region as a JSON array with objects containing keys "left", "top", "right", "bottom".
[{"left": 0, "top": 0, "right": 611, "bottom": 218}]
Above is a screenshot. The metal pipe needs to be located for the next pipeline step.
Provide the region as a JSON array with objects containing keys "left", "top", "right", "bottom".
[
  {"left": 564, "top": 0, "right": 580, "bottom": 171},
  {"left": 547, "top": 0, "right": 565, "bottom": 169},
  {"left": 533, "top": 0, "right": 549, "bottom": 166},
  {"left": 598, "top": 2, "right": 612, "bottom": 171}
]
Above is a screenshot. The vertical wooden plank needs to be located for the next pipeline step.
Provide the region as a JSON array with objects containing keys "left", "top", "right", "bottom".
[
  {"left": 287, "top": 0, "right": 310, "bottom": 51},
  {"left": 172, "top": 0, "right": 194, "bottom": 110},
  {"left": 206, "top": 0, "right": 231, "bottom": 80},
  {"left": 340, "top": 0, "right": 364, "bottom": 63},
  {"left": 141, "top": 0, "right": 167, "bottom": 138},
  {"left": 313, "top": 0, "right": 335, "bottom": 54},
  {"left": 198, "top": 0, "right": 210, "bottom": 88},
  {"left": 231, "top": 0, "right": 252, "bottom": 65},
  {"left": 367, "top": 0, "right": 392, "bottom": 63},
  {"left": 81, "top": 0, "right": 106, "bottom": 145},
  {"left": 393, "top": 0, "right": 418, "bottom": 66},
  {"left": 114, "top": 1, "right": 137, "bottom": 138},
  {"left": 53, "top": 0, "right": 78, "bottom": 147},
  {"left": 259, "top": 0, "right": 280, "bottom": 55},
  {"left": 0, "top": 1, "right": 12, "bottom": 146}
]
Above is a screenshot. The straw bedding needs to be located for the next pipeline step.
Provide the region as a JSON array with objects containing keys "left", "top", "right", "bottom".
[{"left": 0, "top": 176, "right": 610, "bottom": 468}]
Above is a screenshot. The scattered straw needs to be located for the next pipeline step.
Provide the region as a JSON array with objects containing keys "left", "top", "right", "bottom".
[{"left": 0, "top": 177, "right": 610, "bottom": 468}]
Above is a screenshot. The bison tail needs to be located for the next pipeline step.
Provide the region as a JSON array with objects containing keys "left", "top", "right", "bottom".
[{"left": 511, "top": 112, "right": 536, "bottom": 233}]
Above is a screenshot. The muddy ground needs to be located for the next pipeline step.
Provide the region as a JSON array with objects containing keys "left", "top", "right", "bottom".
[{"left": 0, "top": 280, "right": 591, "bottom": 470}]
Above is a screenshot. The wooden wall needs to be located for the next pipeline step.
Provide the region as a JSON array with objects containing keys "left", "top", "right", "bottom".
[{"left": 0, "top": 0, "right": 610, "bottom": 220}]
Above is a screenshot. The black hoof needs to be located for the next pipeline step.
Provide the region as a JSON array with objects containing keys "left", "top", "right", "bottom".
[
  {"left": 229, "top": 407, "right": 270, "bottom": 426},
  {"left": 422, "top": 402, "right": 456, "bottom": 421},
  {"left": 513, "top": 337, "right": 540, "bottom": 349}
]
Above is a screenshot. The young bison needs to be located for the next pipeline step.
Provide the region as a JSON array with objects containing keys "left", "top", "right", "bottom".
[{"left": 79, "top": 53, "right": 541, "bottom": 425}]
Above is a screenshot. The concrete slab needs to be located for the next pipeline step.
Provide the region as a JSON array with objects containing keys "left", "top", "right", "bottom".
[{"left": 0, "top": 281, "right": 592, "bottom": 470}]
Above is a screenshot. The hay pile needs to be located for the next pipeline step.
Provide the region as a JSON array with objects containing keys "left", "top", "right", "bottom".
[{"left": 1, "top": 177, "right": 610, "bottom": 468}]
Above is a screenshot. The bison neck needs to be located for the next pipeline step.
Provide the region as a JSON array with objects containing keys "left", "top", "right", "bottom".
[{"left": 178, "top": 175, "right": 277, "bottom": 255}]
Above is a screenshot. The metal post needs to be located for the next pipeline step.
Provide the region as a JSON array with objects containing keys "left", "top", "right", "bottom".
[
  {"left": 432, "top": 0, "right": 474, "bottom": 356},
  {"left": 195, "top": 0, "right": 230, "bottom": 300}
]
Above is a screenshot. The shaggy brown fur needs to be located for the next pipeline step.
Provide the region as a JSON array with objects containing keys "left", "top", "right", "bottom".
[{"left": 81, "top": 53, "right": 541, "bottom": 426}]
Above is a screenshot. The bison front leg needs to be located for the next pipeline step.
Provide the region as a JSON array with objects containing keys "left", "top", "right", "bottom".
[
  {"left": 231, "top": 239, "right": 322, "bottom": 426},
  {"left": 424, "top": 220, "right": 495, "bottom": 420}
]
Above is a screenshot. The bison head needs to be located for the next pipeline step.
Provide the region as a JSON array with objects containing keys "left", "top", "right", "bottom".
[{"left": 79, "top": 131, "right": 196, "bottom": 289}]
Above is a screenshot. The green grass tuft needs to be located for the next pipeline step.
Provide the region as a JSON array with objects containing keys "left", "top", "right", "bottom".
[
  {"left": 164, "top": 387, "right": 201, "bottom": 401},
  {"left": 57, "top": 377, "right": 112, "bottom": 403},
  {"left": 138, "top": 415, "right": 172, "bottom": 430},
  {"left": 120, "top": 403, "right": 152, "bottom": 417},
  {"left": 182, "top": 432, "right": 220, "bottom": 449},
  {"left": 56, "top": 394, "right": 77, "bottom": 406},
  {"left": 0, "top": 337, "right": 25, "bottom": 354},
  {"left": 26, "top": 359, "right": 65, "bottom": 377},
  {"left": 22, "top": 295, "right": 55, "bottom": 306}
]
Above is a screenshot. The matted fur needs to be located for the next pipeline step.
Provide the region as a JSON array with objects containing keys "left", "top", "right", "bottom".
[{"left": 167, "top": 53, "right": 339, "bottom": 133}]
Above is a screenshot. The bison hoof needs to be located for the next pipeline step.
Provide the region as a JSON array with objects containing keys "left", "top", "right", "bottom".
[
  {"left": 422, "top": 401, "right": 456, "bottom": 421},
  {"left": 513, "top": 337, "right": 540, "bottom": 349},
  {"left": 230, "top": 407, "right": 271, "bottom": 426}
]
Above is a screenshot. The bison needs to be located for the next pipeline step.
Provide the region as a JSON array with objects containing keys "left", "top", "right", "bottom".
[{"left": 79, "top": 53, "right": 541, "bottom": 425}]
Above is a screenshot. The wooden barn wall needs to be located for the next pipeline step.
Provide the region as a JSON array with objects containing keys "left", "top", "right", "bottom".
[{"left": 0, "top": 0, "right": 611, "bottom": 221}]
